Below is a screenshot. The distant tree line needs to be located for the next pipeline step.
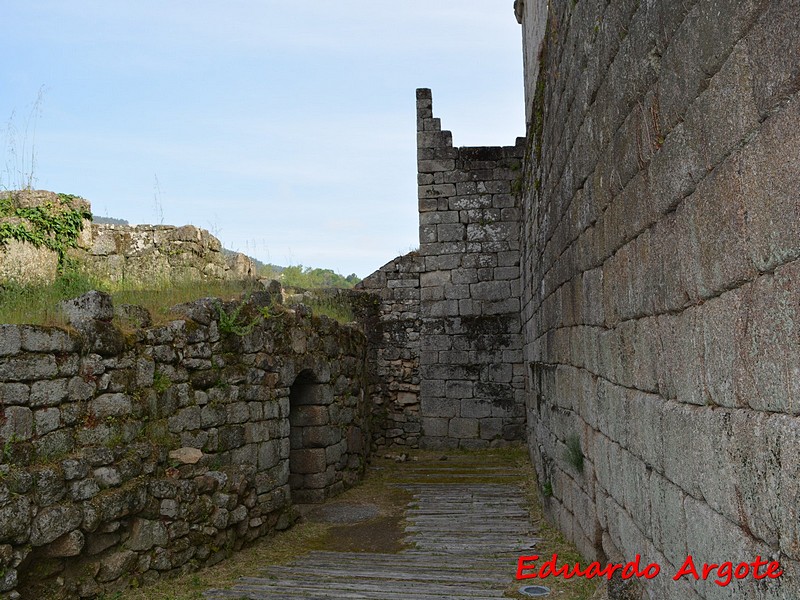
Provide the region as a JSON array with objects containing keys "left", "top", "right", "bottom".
[{"left": 264, "top": 264, "right": 360, "bottom": 289}]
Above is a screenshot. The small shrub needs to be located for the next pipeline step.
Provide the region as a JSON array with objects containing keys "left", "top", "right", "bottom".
[
  {"left": 0, "top": 192, "right": 92, "bottom": 270},
  {"left": 542, "top": 480, "right": 553, "bottom": 497},
  {"left": 565, "top": 434, "right": 584, "bottom": 473},
  {"left": 152, "top": 372, "right": 172, "bottom": 393},
  {"left": 217, "top": 301, "right": 260, "bottom": 336},
  {"left": 280, "top": 265, "right": 360, "bottom": 289}
]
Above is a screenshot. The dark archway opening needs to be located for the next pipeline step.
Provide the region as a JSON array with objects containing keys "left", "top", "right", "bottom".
[{"left": 288, "top": 369, "right": 338, "bottom": 503}]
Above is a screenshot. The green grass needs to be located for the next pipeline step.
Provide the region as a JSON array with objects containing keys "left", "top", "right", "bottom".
[
  {"left": 109, "top": 279, "right": 260, "bottom": 325},
  {"left": 565, "top": 434, "right": 584, "bottom": 473},
  {"left": 0, "top": 269, "right": 96, "bottom": 325},
  {"left": 0, "top": 271, "right": 262, "bottom": 326},
  {"left": 298, "top": 295, "right": 355, "bottom": 324}
]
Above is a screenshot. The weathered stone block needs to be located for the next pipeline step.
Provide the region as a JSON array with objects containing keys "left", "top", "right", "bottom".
[
  {"left": 91, "top": 393, "right": 132, "bottom": 419},
  {"left": 470, "top": 281, "right": 510, "bottom": 302},
  {"left": 96, "top": 550, "right": 137, "bottom": 583},
  {"left": 303, "top": 426, "right": 341, "bottom": 448},
  {"left": 448, "top": 418, "right": 478, "bottom": 439},
  {"left": 34, "top": 407, "right": 60, "bottom": 436},
  {"left": 291, "top": 405, "right": 329, "bottom": 427},
  {"left": 460, "top": 398, "right": 491, "bottom": 419},
  {"left": 41, "top": 530, "right": 84, "bottom": 557},
  {"left": 290, "top": 448, "right": 327, "bottom": 474},
  {"left": 61, "top": 290, "right": 114, "bottom": 325},
  {"left": 445, "top": 380, "right": 473, "bottom": 400},
  {"left": 69, "top": 478, "right": 100, "bottom": 502},
  {"left": 168, "top": 406, "right": 201, "bottom": 432},
  {"left": 436, "top": 223, "right": 465, "bottom": 242},
  {"left": 126, "top": 518, "right": 168, "bottom": 552},
  {"left": 478, "top": 417, "right": 503, "bottom": 440},
  {"left": 20, "top": 327, "right": 77, "bottom": 353},
  {"left": 449, "top": 195, "right": 493, "bottom": 211},
  {"left": 417, "top": 131, "right": 452, "bottom": 149},
  {"left": 418, "top": 159, "right": 455, "bottom": 173},
  {"left": 0, "top": 382, "right": 28, "bottom": 406},
  {"left": 0, "top": 325, "right": 21, "bottom": 357},
  {"left": 30, "top": 505, "right": 82, "bottom": 546},
  {"left": 426, "top": 300, "right": 459, "bottom": 317},
  {"left": 420, "top": 417, "right": 449, "bottom": 438},
  {"left": 418, "top": 184, "right": 456, "bottom": 199},
  {"left": 420, "top": 396, "right": 457, "bottom": 419},
  {"left": 420, "top": 270, "right": 451, "bottom": 288},
  {"left": 0, "top": 354, "right": 58, "bottom": 381}
]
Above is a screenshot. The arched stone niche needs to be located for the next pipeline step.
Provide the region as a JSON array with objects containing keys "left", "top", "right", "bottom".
[{"left": 288, "top": 369, "right": 341, "bottom": 503}]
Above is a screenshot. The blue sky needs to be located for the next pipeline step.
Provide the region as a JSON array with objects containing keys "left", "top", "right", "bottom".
[{"left": 1, "top": 1, "right": 524, "bottom": 277}]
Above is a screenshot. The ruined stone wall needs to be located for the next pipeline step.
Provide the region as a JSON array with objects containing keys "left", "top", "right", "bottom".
[
  {"left": 0, "top": 190, "right": 256, "bottom": 287},
  {"left": 519, "top": 1, "right": 800, "bottom": 598},
  {"left": 77, "top": 223, "right": 256, "bottom": 284},
  {"left": 359, "top": 90, "right": 527, "bottom": 449},
  {"left": 0, "top": 291, "right": 370, "bottom": 598},
  {"left": 0, "top": 191, "right": 92, "bottom": 286},
  {"left": 357, "top": 252, "right": 423, "bottom": 448}
]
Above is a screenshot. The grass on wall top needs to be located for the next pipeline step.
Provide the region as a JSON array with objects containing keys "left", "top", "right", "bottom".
[{"left": 0, "top": 270, "right": 259, "bottom": 326}]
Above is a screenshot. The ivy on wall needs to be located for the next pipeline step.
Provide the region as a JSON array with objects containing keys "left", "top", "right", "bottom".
[{"left": 0, "top": 193, "right": 92, "bottom": 271}]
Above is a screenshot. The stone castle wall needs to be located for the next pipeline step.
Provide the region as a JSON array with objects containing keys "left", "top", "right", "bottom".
[
  {"left": 0, "top": 291, "right": 370, "bottom": 598},
  {"left": 519, "top": 1, "right": 800, "bottom": 598},
  {"left": 357, "top": 252, "right": 423, "bottom": 448},
  {"left": 359, "top": 90, "right": 527, "bottom": 449}
]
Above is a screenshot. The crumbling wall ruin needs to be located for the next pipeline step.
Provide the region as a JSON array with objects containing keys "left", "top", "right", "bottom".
[
  {"left": 0, "top": 291, "right": 370, "bottom": 598},
  {"left": 79, "top": 223, "right": 256, "bottom": 284},
  {"left": 0, "top": 190, "right": 256, "bottom": 287}
]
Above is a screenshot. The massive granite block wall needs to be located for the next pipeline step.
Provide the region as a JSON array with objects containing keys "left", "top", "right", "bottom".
[
  {"left": 519, "top": 1, "right": 800, "bottom": 598},
  {"left": 0, "top": 291, "right": 370, "bottom": 599},
  {"left": 359, "top": 90, "right": 527, "bottom": 449}
]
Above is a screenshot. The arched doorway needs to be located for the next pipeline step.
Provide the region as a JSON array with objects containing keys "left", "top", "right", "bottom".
[{"left": 288, "top": 369, "right": 339, "bottom": 503}]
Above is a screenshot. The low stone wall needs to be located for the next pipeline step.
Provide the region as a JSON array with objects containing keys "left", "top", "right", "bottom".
[{"left": 0, "top": 291, "right": 370, "bottom": 599}]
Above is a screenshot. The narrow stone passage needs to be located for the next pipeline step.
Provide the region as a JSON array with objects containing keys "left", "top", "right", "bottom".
[{"left": 204, "top": 454, "right": 539, "bottom": 599}]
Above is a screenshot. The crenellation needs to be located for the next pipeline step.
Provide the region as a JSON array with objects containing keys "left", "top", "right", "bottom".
[{"left": 359, "top": 87, "right": 527, "bottom": 449}]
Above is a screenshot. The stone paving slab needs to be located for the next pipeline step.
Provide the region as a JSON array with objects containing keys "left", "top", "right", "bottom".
[{"left": 205, "top": 459, "right": 536, "bottom": 599}]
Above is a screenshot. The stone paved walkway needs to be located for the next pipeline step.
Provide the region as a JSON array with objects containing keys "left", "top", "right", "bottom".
[{"left": 204, "top": 456, "right": 539, "bottom": 599}]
